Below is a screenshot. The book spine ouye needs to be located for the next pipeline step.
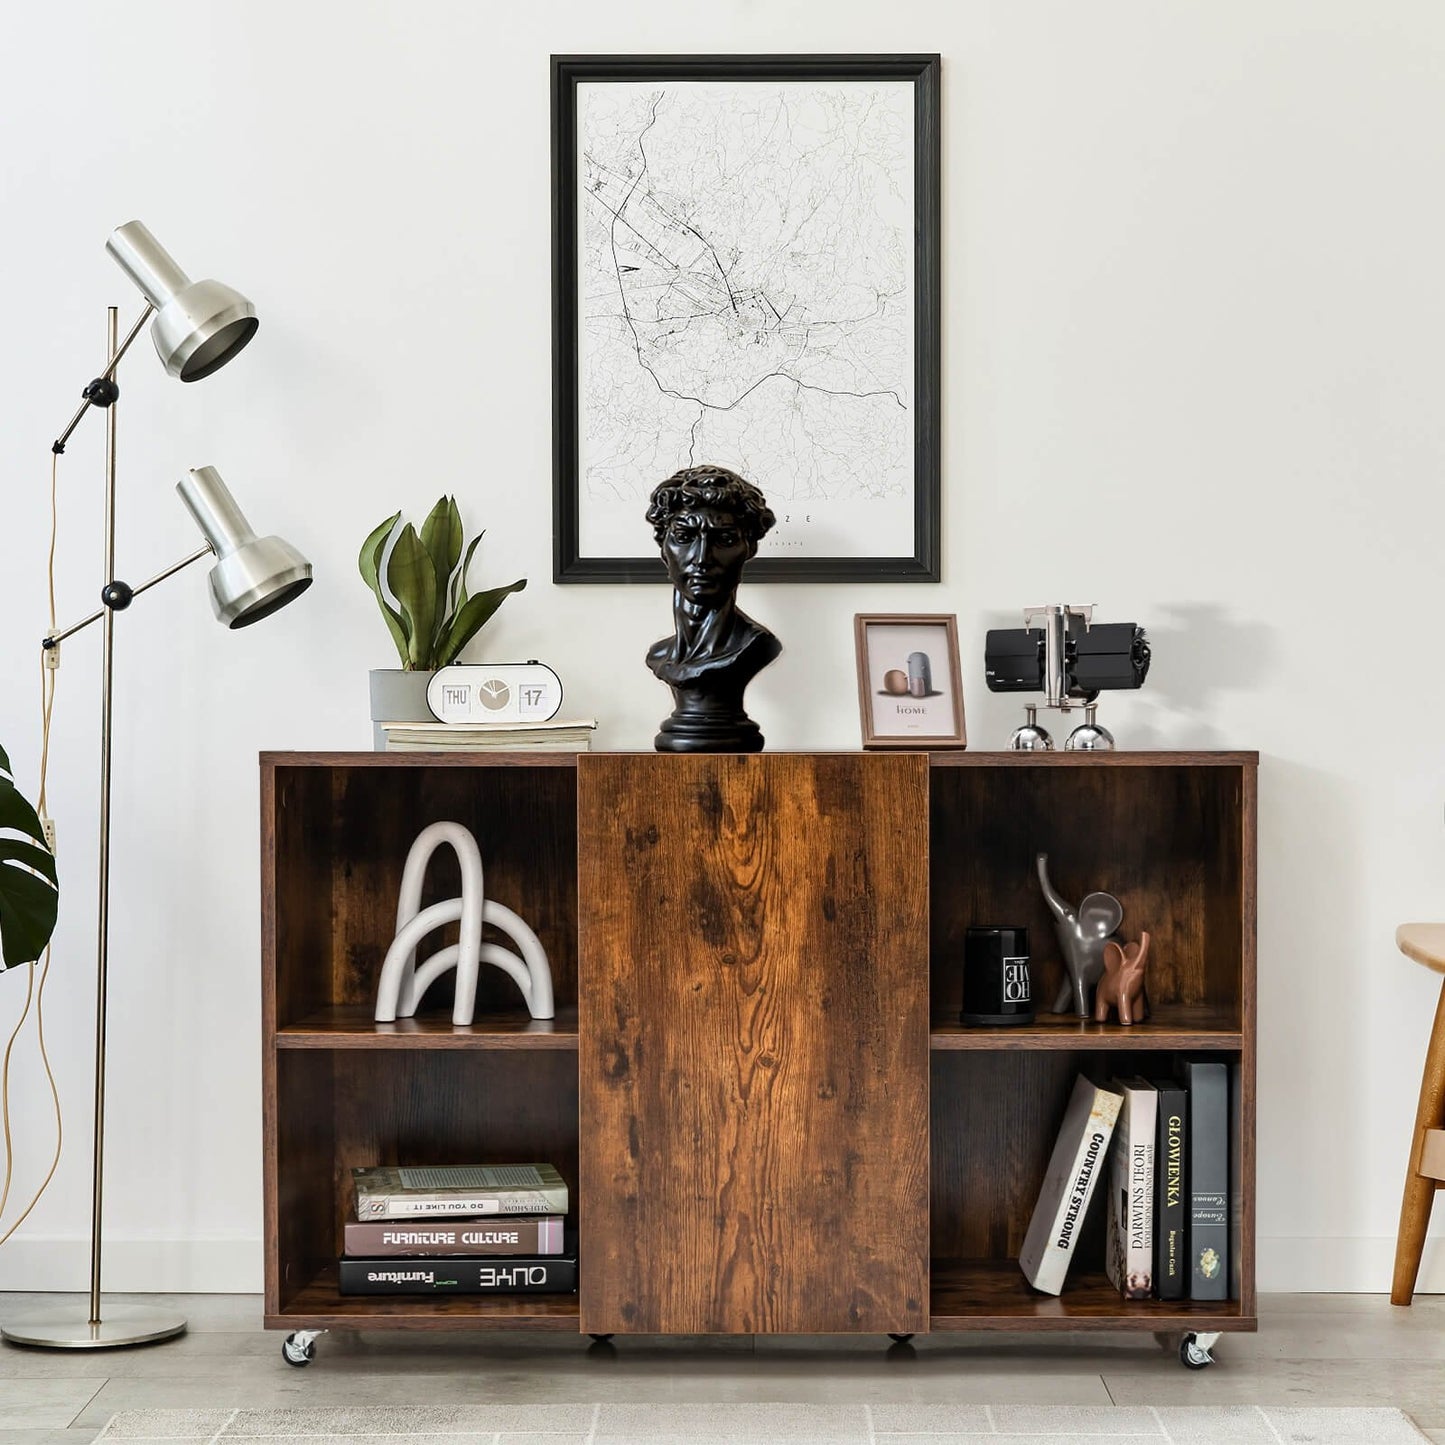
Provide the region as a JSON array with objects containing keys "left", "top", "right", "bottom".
[{"left": 337, "top": 1255, "right": 577, "bottom": 1295}]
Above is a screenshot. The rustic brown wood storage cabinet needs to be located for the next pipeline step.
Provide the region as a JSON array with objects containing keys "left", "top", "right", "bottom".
[{"left": 261, "top": 750, "right": 1256, "bottom": 1359}]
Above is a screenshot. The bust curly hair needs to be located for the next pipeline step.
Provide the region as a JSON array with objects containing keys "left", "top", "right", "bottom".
[{"left": 645, "top": 465, "right": 777, "bottom": 549}]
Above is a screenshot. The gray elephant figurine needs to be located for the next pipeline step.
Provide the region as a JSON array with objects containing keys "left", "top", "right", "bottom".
[{"left": 1036, "top": 852, "right": 1124, "bottom": 1017}]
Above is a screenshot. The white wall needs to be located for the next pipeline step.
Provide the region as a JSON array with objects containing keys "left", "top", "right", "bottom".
[{"left": 1, "top": 0, "right": 1443, "bottom": 1295}]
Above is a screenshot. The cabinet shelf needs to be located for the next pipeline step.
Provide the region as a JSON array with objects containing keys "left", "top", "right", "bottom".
[
  {"left": 268, "top": 1265, "right": 580, "bottom": 1331},
  {"left": 929, "top": 1004, "right": 1242, "bottom": 1052},
  {"left": 928, "top": 1259, "right": 1251, "bottom": 1332},
  {"left": 277, "top": 1004, "right": 579, "bottom": 1050}
]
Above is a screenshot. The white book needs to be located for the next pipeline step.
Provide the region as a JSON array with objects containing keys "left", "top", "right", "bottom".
[
  {"left": 1019, "top": 1076, "right": 1124, "bottom": 1296},
  {"left": 1105, "top": 1078, "right": 1158, "bottom": 1299}
]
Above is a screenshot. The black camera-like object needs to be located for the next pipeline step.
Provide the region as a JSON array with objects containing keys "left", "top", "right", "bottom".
[
  {"left": 985, "top": 620, "right": 1150, "bottom": 700},
  {"left": 985, "top": 605, "right": 1150, "bottom": 751}
]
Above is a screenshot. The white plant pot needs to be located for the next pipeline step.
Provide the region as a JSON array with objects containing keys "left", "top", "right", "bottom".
[{"left": 369, "top": 669, "right": 436, "bottom": 751}]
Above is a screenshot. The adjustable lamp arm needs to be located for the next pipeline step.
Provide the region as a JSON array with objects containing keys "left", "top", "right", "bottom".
[
  {"left": 51, "top": 303, "right": 155, "bottom": 455},
  {"left": 41, "top": 543, "right": 213, "bottom": 650}
]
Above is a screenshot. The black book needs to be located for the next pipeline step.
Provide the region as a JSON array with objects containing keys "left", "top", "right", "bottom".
[
  {"left": 338, "top": 1249, "right": 577, "bottom": 1296},
  {"left": 1152, "top": 1079, "right": 1188, "bottom": 1300},
  {"left": 1179, "top": 1060, "right": 1229, "bottom": 1301}
]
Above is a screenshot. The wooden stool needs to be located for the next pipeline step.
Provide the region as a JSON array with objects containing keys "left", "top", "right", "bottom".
[{"left": 1392, "top": 923, "right": 1445, "bottom": 1303}]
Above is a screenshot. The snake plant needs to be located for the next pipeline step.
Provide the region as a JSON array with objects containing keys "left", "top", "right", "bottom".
[
  {"left": 0, "top": 744, "right": 58, "bottom": 972},
  {"left": 359, "top": 497, "right": 526, "bottom": 671}
]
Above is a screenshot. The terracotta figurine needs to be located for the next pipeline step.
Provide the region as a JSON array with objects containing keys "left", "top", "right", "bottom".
[
  {"left": 645, "top": 465, "right": 781, "bottom": 753},
  {"left": 1095, "top": 932, "right": 1151, "bottom": 1026}
]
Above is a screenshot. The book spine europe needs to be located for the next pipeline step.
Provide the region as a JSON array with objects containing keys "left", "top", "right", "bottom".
[
  {"left": 343, "top": 1217, "right": 566, "bottom": 1257},
  {"left": 1153, "top": 1081, "right": 1188, "bottom": 1301},
  {"left": 1018, "top": 1075, "right": 1124, "bottom": 1296},
  {"left": 1105, "top": 1079, "right": 1158, "bottom": 1300},
  {"left": 337, "top": 1254, "right": 577, "bottom": 1296},
  {"left": 1181, "top": 1060, "right": 1229, "bottom": 1301}
]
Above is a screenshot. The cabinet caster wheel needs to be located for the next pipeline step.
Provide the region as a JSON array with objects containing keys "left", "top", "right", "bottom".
[
  {"left": 1178, "top": 1332, "right": 1219, "bottom": 1370},
  {"left": 281, "top": 1329, "right": 324, "bottom": 1367},
  {"left": 888, "top": 1333, "right": 915, "bottom": 1343}
]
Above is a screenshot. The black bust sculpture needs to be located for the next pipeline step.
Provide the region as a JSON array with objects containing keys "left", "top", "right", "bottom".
[{"left": 645, "top": 465, "right": 782, "bottom": 753}]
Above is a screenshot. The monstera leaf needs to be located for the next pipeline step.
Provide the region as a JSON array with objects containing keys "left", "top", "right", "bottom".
[{"left": 0, "top": 744, "right": 58, "bottom": 972}]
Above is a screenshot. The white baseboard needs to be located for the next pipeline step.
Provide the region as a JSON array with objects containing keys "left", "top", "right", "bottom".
[
  {"left": 1256, "top": 1235, "right": 1445, "bottom": 1293},
  {"left": 2, "top": 1234, "right": 1442, "bottom": 1297},
  {"left": 0, "top": 1237, "right": 262, "bottom": 1294}
]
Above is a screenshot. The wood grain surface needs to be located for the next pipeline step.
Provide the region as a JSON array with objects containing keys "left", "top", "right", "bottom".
[{"left": 577, "top": 753, "right": 931, "bottom": 1335}]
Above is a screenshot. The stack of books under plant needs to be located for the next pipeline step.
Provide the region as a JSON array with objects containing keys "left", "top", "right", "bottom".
[{"left": 340, "top": 1164, "right": 576, "bottom": 1296}]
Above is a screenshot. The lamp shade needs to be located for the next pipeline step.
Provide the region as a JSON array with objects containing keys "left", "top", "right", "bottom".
[
  {"left": 176, "top": 467, "right": 312, "bottom": 627},
  {"left": 106, "top": 222, "right": 258, "bottom": 382}
]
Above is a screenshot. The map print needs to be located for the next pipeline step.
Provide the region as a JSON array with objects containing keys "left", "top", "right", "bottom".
[{"left": 576, "top": 80, "right": 916, "bottom": 561}]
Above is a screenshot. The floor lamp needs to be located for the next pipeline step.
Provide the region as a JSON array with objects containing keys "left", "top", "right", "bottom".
[{"left": 0, "top": 223, "right": 312, "bottom": 1351}]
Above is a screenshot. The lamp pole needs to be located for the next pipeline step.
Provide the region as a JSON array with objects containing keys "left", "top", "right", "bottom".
[{"left": 90, "top": 304, "right": 118, "bottom": 1331}]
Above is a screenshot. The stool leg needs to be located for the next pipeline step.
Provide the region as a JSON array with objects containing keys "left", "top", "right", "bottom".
[{"left": 1392, "top": 977, "right": 1445, "bottom": 1304}]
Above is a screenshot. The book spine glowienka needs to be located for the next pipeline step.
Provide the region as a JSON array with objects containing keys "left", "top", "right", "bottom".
[
  {"left": 338, "top": 1254, "right": 577, "bottom": 1296},
  {"left": 1153, "top": 1081, "right": 1188, "bottom": 1301}
]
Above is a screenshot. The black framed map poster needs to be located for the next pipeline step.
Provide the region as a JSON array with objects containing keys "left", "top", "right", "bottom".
[{"left": 552, "top": 54, "right": 941, "bottom": 582}]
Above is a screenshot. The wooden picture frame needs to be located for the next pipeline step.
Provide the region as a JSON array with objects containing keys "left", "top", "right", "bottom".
[
  {"left": 854, "top": 613, "right": 967, "bottom": 749},
  {"left": 552, "top": 53, "right": 942, "bottom": 584}
]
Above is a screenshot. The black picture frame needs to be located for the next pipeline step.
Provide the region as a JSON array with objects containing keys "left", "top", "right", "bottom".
[{"left": 552, "top": 53, "right": 942, "bottom": 584}]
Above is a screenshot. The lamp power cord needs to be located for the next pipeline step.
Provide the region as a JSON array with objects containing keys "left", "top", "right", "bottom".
[{"left": 0, "top": 449, "right": 65, "bottom": 1246}]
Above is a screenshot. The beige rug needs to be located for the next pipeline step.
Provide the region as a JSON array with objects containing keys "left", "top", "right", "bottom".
[{"left": 94, "top": 1403, "right": 1429, "bottom": 1444}]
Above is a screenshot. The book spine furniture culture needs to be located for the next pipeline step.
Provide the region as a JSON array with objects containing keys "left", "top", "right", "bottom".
[
  {"left": 343, "top": 1217, "right": 566, "bottom": 1257},
  {"left": 1019, "top": 1075, "right": 1124, "bottom": 1296},
  {"left": 1180, "top": 1060, "right": 1229, "bottom": 1300}
]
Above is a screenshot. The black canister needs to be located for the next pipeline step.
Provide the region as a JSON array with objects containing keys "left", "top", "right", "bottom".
[{"left": 961, "top": 926, "right": 1034, "bottom": 1026}]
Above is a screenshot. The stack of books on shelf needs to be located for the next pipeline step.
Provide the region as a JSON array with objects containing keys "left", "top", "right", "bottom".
[
  {"left": 381, "top": 719, "right": 598, "bottom": 753},
  {"left": 339, "top": 1164, "right": 577, "bottom": 1296},
  {"left": 1019, "top": 1061, "right": 1232, "bottom": 1303}
]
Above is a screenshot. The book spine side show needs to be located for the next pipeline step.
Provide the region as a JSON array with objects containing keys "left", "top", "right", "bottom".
[
  {"left": 1105, "top": 1079, "right": 1158, "bottom": 1300},
  {"left": 343, "top": 1217, "right": 566, "bottom": 1257},
  {"left": 338, "top": 1253, "right": 578, "bottom": 1296},
  {"left": 1018, "top": 1075, "right": 1124, "bottom": 1296},
  {"left": 1153, "top": 1080, "right": 1188, "bottom": 1301},
  {"left": 1181, "top": 1060, "right": 1229, "bottom": 1300}
]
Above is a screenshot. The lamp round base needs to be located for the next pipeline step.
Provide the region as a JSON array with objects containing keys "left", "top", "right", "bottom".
[{"left": 1, "top": 1304, "right": 187, "bottom": 1349}]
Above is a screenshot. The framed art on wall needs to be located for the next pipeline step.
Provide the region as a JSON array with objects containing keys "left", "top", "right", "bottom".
[
  {"left": 552, "top": 54, "right": 941, "bottom": 583},
  {"left": 854, "top": 612, "right": 966, "bottom": 749}
]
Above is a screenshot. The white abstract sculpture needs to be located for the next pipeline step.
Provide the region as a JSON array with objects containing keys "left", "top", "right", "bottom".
[{"left": 373, "top": 821, "right": 554, "bottom": 1024}]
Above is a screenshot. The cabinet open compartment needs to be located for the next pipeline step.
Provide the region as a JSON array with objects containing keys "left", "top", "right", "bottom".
[
  {"left": 928, "top": 1049, "right": 1250, "bottom": 1331},
  {"left": 262, "top": 755, "right": 583, "bottom": 1331}
]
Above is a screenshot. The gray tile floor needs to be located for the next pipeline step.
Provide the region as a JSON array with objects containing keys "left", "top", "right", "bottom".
[{"left": 0, "top": 1293, "right": 1441, "bottom": 1442}]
